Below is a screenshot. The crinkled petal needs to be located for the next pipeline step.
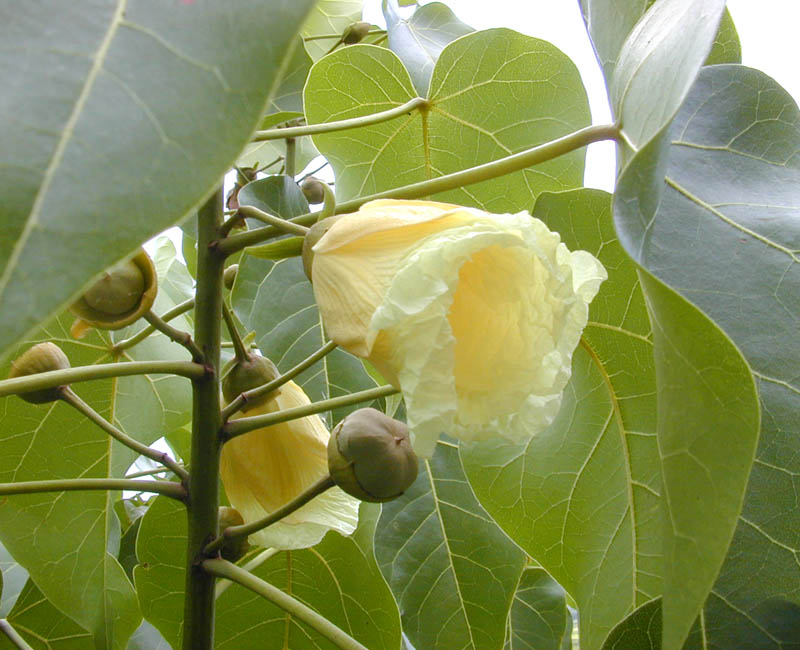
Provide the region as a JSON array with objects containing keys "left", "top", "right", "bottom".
[{"left": 220, "top": 380, "right": 360, "bottom": 550}]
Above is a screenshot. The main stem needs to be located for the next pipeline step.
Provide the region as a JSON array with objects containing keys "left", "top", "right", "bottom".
[{"left": 182, "top": 187, "right": 225, "bottom": 650}]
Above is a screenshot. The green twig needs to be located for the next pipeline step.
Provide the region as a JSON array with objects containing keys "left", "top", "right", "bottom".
[
  {"left": 304, "top": 29, "right": 384, "bottom": 42},
  {"left": 285, "top": 137, "right": 297, "bottom": 177},
  {"left": 0, "top": 478, "right": 186, "bottom": 500},
  {"left": 222, "top": 340, "right": 337, "bottom": 420},
  {"left": 126, "top": 464, "right": 185, "bottom": 479},
  {"left": 219, "top": 123, "right": 620, "bottom": 256},
  {"left": 0, "top": 619, "right": 34, "bottom": 650},
  {"left": 0, "top": 360, "right": 206, "bottom": 399},
  {"left": 214, "top": 548, "right": 279, "bottom": 599},
  {"left": 222, "top": 302, "right": 250, "bottom": 364},
  {"left": 112, "top": 298, "right": 195, "bottom": 353},
  {"left": 237, "top": 205, "right": 309, "bottom": 236},
  {"left": 202, "top": 558, "right": 369, "bottom": 650},
  {"left": 251, "top": 97, "right": 428, "bottom": 142},
  {"left": 204, "top": 475, "right": 334, "bottom": 555},
  {"left": 145, "top": 310, "right": 205, "bottom": 362},
  {"left": 60, "top": 387, "right": 188, "bottom": 481},
  {"left": 224, "top": 384, "right": 398, "bottom": 440},
  {"left": 182, "top": 187, "right": 225, "bottom": 650}
]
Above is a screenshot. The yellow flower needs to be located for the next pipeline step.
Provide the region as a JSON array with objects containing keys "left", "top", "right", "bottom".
[
  {"left": 220, "top": 380, "right": 359, "bottom": 549},
  {"left": 310, "top": 199, "right": 607, "bottom": 457}
]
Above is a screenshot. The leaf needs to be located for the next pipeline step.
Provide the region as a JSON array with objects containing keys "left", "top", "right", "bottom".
[
  {"left": 460, "top": 188, "right": 661, "bottom": 650},
  {"left": 0, "top": 542, "right": 28, "bottom": 618},
  {"left": 215, "top": 503, "right": 402, "bottom": 649},
  {"left": 704, "top": 8, "right": 741, "bottom": 65},
  {"left": 601, "top": 598, "right": 661, "bottom": 650},
  {"left": 238, "top": 111, "right": 320, "bottom": 174},
  {"left": 269, "top": 37, "right": 313, "bottom": 114},
  {"left": 504, "top": 567, "right": 573, "bottom": 650},
  {"left": 231, "top": 176, "right": 378, "bottom": 427},
  {"left": 637, "top": 271, "right": 758, "bottom": 650},
  {"left": 611, "top": 0, "right": 726, "bottom": 155},
  {"left": 375, "top": 441, "right": 526, "bottom": 650},
  {"left": 0, "top": 580, "right": 93, "bottom": 650},
  {"left": 614, "top": 64, "right": 799, "bottom": 649},
  {"left": 579, "top": 0, "right": 651, "bottom": 79},
  {"left": 0, "top": 318, "right": 142, "bottom": 649},
  {"left": 133, "top": 496, "right": 186, "bottom": 648},
  {"left": 0, "top": 0, "right": 317, "bottom": 365},
  {"left": 304, "top": 29, "right": 590, "bottom": 212},
  {"left": 126, "top": 620, "right": 171, "bottom": 650},
  {"left": 383, "top": 1, "right": 473, "bottom": 96},
  {"left": 301, "top": 0, "right": 365, "bottom": 60}
]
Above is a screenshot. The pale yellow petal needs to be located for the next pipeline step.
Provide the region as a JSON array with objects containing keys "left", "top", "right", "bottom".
[{"left": 220, "top": 380, "right": 359, "bottom": 550}]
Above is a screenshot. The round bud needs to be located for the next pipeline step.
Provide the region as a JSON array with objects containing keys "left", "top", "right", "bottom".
[
  {"left": 218, "top": 506, "right": 251, "bottom": 562},
  {"left": 83, "top": 260, "right": 145, "bottom": 315},
  {"left": 69, "top": 249, "right": 158, "bottom": 332},
  {"left": 302, "top": 215, "right": 343, "bottom": 282},
  {"left": 328, "top": 408, "right": 418, "bottom": 503},
  {"left": 222, "top": 354, "right": 280, "bottom": 407},
  {"left": 342, "top": 21, "right": 371, "bottom": 45},
  {"left": 300, "top": 177, "right": 326, "bottom": 205},
  {"left": 8, "top": 342, "right": 70, "bottom": 404},
  {"left": 223, "top": 264, "right": 239, "bottom": 290}
]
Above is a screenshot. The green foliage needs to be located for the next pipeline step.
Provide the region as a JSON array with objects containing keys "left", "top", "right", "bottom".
[{"left": 0, "top": 2, "right": 796, "bottom": 650}]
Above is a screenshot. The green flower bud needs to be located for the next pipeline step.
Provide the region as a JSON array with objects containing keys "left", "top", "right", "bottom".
[
  {"left": 300, "top": 177, "right": 326, "bottom": 205},
  {"left": 69, "top": 249, "right": 157, "bottom": 335},
  {"left": 8, "top": 342, "right": 70, "bottom": 404},
  {"left": 342, "top": 21, "right": 371, "bottom": 45},
  {"left": 224, "top": 264, "right": 239, "bottom": 290},
  {"left": 328, "top": 408, "right": 418, "bottom": 503},
  {"left": 218, "top": 506, "right": 251, "bottom": 562},
  {"left": 222, "top": 354, "right": 279, "bottom": 407}
]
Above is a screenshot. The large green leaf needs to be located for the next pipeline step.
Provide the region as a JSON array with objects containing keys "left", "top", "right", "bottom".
[
  {"left": 504, "top": 567, "right": 573, "bottom": 650},
  {"left": 0, "top": 0, "right": 317, "bottom": 365},
  {"left": 376, "top": 441, "right": 526, "bottom": 650},
  {"left": 268, "top": 37, "right": 313, "bottom": 115},
  {"left": 231, "top": 176, "right": 378, "bottom": 426},
  {"left": 460, "top": 189, "right": 660, "bottom": 650},
  {"left": 301, "top": 0, "right": 365, "bottom": 60},
  {"left": 0, "top": 580, "right": 93, "bottom": 650},
  {"left": 615, "top": 64, "right": 799, "bottom": 649},
  {"left": 610, "top": 0, "right": 726, "bottom": 155},
  {"left": 383, "top": 1, "right": 473, "bottom": 96},
  {"left": 305, "top": 28, "right": 590, "bottom": 211},
  {"left": 579, "top": 0, "right": 650, "bottom": 79},
  {"left": 215, "top": 504, "right": 402, "bottom": 649}
]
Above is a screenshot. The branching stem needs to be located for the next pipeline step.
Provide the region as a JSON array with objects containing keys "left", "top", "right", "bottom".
[
  {"left": 224, "top": 384, "right": 398, "bottom": 440},
  {"left": 202, "top": 558, "right": 369, "bottom": 650},
  {"left": 219, "top": 123, "right": 620, "bottom": 256},
  {"left": 60, "top": 387, "right": 188, "bottom": 481},
  {"left": 221, "top": 340, "right": 338, "bottom": 420},
  {"left": 0, "top": 478, "right": 186, "bottom": 500},
  {"left": 145, "top": 310, "right": 204, "bottom": 362},
  {"left": 251, "top": 97, "right": 428, "bottom": 142},
  {"left": 0, "top": 360, "right": 206, "bottom": 398},
  {"left": 112, "top": 298, "right": 195, "bottom": 353},
  {"left": 204, "top": 475, "right": 334, "bottom": 555}
]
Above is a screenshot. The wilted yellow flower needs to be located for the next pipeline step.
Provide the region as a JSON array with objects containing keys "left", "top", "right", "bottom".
[
  {"left": 220, "top": 380, "right": 359, "bottom": 549},
  {"left": 310, "top": 199, "right": 607, "bottom": 457}
]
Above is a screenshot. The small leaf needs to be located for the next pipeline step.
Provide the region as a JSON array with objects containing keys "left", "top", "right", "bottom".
[
  {"left": 505, "top": 567, "right": 573, "bottom": 650},
  {"left": 376, "top": 441, "right": 526, "bottom": 650},
  {"left": 704, "top": 8, "right": 741, "bottom": 65}
]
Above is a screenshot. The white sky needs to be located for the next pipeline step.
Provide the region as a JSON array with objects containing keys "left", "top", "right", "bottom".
[{"left": 364, "top": 0, "right": 800, "bottom": 191}]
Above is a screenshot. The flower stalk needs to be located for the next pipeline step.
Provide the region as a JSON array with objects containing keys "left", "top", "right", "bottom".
[
  {"left": 237, "top": 205, "right": 309, "bottom": 236},
  {"left": 221, "top": 340, "right": 338, "bottom": 420},
  {"left": 218, "top": 122, "right": 620, "bottom": 256},
  {"left": 0, "top": 360, "right": 206, "bottom": 398},
  {"left": 222, "top": 302, "right": 250, "bottom": 364},
  {"left": 201, "top": 558, "right": 369, "bottom": 650},
  {"left": 59, "top": 386, "right": 188, "bottom": 481},
  {"left": 145, "top": 310, "right": 205, "bottom": 362},
  {"left": 204, "top": 475, "right": 334, "bottom": 555},
  {"left": 112, "top": 297, "right": 195, "bottom": 353},
  {"left": 223, "top": 384, "right": 399, "bottom": 440}
]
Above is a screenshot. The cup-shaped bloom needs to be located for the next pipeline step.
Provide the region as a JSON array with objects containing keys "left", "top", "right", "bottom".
[
  {"left": 220, "top": 380, "right": 359, "bottom": 550},
  {"left": 309, "top": 199, "right": 607, "bottom": 457}
]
